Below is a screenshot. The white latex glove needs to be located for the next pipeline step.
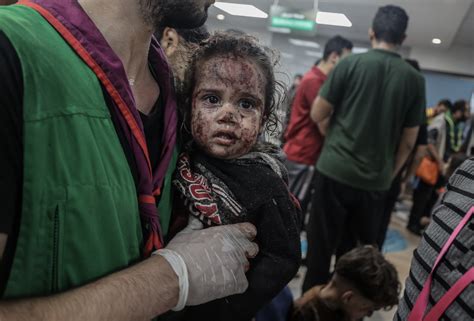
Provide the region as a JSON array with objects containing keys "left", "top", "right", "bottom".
[{"left": 156, "top": 217, "right": 258, "bottom": 309}]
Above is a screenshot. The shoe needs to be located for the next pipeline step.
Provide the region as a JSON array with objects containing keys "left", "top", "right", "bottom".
[{"left": 407, "top": 224, "right": 422, "bottom": 236}]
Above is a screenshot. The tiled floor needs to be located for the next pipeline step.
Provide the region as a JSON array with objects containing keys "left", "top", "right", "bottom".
[{"left": 289, "top": 202, "right": 423, "bottom": 321}]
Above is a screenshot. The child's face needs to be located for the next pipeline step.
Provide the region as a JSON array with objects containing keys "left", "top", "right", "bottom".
[
  {"left": 191, "top": 55, "right": 266, "bottom": 159},
  {"left": 342, "top": 291, "right": 378, "bottom": 320}
]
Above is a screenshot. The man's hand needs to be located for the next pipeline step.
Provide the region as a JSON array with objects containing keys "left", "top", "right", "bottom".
[
  {"left": 393, "top": 126, "right": 419, "bottom": 178},
  {"left": 157, "top": 218, "right": 258, "bottom": 307}
]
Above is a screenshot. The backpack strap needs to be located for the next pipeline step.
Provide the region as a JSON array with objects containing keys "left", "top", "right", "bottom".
[
  {"left": 408, "top": 206, "right": 474, "bottom": 321},
  {"left": 424, "top": 268, "right": 474, "bottom": 320}
]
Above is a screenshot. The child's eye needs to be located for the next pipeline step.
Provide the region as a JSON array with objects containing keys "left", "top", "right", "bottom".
[
  {"left": 239, "top": 99, "right": 255, "bottom": 110},
  {"left": 204, "top": 95, "right": 220, "bottom": 104}
]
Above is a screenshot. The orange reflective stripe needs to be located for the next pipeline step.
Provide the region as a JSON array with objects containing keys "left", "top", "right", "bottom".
[{"left": 139, "top": 195, "right": 155, "bottom": 204}]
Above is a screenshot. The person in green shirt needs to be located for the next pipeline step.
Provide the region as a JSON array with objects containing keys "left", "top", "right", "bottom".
[{"left": 302, "top": 5, "right": 425, "bottom": 292}]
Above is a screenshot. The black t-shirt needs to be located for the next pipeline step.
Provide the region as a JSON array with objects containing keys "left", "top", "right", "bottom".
[{"left": 0, "top": 31, "right": 164, "bottom": 291}]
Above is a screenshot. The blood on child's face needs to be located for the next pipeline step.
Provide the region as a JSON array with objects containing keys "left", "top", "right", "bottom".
[{"left": 191, "top": 55, "right": 266, "bottom": 159}]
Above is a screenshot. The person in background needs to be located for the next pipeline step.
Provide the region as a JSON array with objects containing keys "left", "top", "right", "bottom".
[
  {"left": 426, "top": 99, "right": 450, "bottom": 123},
  {"left": 376, "top": 58, "right": 428, "bottom": 248},
  {"left": 0, "top": 1, "right": 258, "bottom": 320},
  {"left": 282, "top": 36, "right": 353, "bottom": 218},
  {"left": 280, "top": 74, "right": 303, "bottom": 143},
  {"left": 407, "top": 99, "right": 468, "bottom": 235},
  {"left": 460, "top": 100, "right": 474, "bottom": 155},
  {"left": 396, "top": 158, "right": 474, "bottom": 321},
  {"left": 305, "top": 5, "right": 425, "bottom": 291},
  {"left": 291, "top": 74, "right": 303, "bottom": 91},
  {"left": 292, "top": 246, "right": 400, "bottom": 321},
  {"left": 155, "top": 26, "right": 209, "bottom": 92},
  {"left": 430, "top": 99, "right": 468, "bottom": 162}
]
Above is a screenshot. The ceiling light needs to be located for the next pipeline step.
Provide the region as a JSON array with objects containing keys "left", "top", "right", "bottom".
[
  {"left": 289, "top": 38, "right": 320, "bottom": 49},
  {"left": 352, "top": 47, "right": 369, "bottom": 54},
  {"left": 432, "top": 38, "right": 442, "bottom": 44},
  {"left": 216, "top": 14, "right": 225, "bottom": 21},
  {"left": 214, "top": 2, "right": 268, "bottom": 18},
  {"left": 269, "top": 27, "right": 291, "bottom": 34},
  {"left": 316, "top": 11, "right": 352, "bottom": 27},
  {"left": 281, "top": 52, "right": 295, "bottom": 59},
  {"left": 305, "top": 51, "right": 323, "bottom": 58}
]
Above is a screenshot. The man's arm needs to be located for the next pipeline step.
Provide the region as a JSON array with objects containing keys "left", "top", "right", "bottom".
[
  {"left": 0, "top": 223, "right": 257, "bottom": 321},
  {"left": 310, "top": 96, "right": 334, "bottom": 136},
  {"left": 0, "top": 255, "right": 179, "bottom": 321},
  {"left": 393, "top": 126, "right": 420, "bottom": 178}
]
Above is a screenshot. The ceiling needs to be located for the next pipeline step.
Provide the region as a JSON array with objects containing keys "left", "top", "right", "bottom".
[{"left": 208, "top": 0, "right": 474, "bottom": 49}]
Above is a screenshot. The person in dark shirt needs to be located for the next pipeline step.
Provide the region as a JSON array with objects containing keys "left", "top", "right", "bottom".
[
  {"left": 376, "top": 58, "right": 428, "bottom": 248},
  {"left": 408, "top": 100, "right": 468, "bottom": 235},
  {"left": 304, "top": 5, "right": 425, "bottom": 291},
  {"left": 292, "top": 247, "right": 400, "bottom": 321}
]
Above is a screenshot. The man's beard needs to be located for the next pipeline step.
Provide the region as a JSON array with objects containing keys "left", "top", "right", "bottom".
[{"left": 139, "top": 0, "right": 210, "bottom": 30}]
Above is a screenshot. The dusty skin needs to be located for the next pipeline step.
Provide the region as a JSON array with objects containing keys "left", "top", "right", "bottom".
[{"left": 191, "top": 54, "right": 267, "bottom": 159}]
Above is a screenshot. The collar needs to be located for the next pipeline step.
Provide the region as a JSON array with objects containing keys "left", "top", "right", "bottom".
[
  {"left": 371, "top": 48, "right": 401, "bottom": 58},
  {"left": 311, "top": 65, "right": 328, "bottom": 80}
]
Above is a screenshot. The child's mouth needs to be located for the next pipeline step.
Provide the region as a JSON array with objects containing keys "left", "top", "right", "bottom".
[{"left": 213, "top": 132, "right": 237, "bottom": 145}]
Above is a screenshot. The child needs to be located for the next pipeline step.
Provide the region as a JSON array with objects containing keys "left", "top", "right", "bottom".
[
  {"left": 170, "top": 33, "right": 301, "bottom": 321},
  {"left": 291, "top": 246, "right": 400, "bottom": 321}
]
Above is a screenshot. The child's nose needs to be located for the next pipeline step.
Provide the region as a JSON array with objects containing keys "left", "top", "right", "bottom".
[{"left": 217, "top": 103, "right": 240, "bottom": 124}]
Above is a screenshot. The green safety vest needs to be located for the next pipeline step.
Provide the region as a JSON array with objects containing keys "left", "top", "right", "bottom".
[{"left": 0, "top": 5, "right": 175, "bottom": 298}]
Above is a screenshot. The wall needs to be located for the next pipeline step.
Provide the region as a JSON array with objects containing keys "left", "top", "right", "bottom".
[
  {"left": 423, "top": 71, "right": 474, "bottom": 107},
  {"left": 410, "top": 45, "right": 474, "bottom": 76}
]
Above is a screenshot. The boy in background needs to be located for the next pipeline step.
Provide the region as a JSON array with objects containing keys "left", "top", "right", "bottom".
[{"left": 292, "top": 247, "right": 400, "bottom": 321}]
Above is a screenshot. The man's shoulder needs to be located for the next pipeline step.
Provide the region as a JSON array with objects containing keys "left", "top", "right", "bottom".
[{"left": 300, "top": 68, "right": 325, "bottom": 88}]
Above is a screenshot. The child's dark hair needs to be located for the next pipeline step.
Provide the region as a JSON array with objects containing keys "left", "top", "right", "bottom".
[
  {"left": 179, "top": 32, "right": 283, "bottom": 142},
  {"left": 334, "top": 246, "right": 401, "bottom": 309}
]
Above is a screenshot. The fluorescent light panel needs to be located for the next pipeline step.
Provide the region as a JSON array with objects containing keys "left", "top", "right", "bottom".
[
  {"left": 214, "top": 2, "right": 268, "bottom": 18},
  {"left": 269, "top": 27, "right": 291, "bottom": 34},
  {"left": 316, "top": 11, "right": 352, "bottom": 27},
  {"left": 305, "top": 51, "right": 323, "bottom": 58},
  {"left": 281, "top": 52, "right": 295, "bottom": 59},
  {"left": 352, "top": 47, "right": 369, "bottom": 54},
  {"left": 432, "top": 38, "right": 442, "bottom": 44},
  {"left": 289, "top": 38, "right": 320, "bottom": 49}
]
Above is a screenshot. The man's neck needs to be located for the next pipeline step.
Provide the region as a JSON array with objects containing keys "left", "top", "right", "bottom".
[
  {"left": 317, "top": 60, "right": 333, "bottom": 76},
  {"left": 371, "top": 40, "right": 398, "bottom": 52},
  {"left": 78, "top": 0, "right": 153, "bottom": 80}
]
